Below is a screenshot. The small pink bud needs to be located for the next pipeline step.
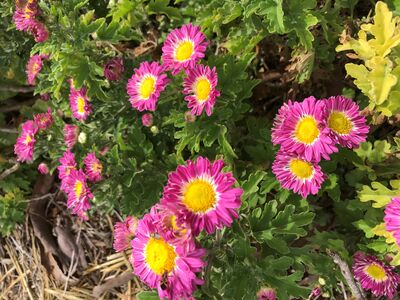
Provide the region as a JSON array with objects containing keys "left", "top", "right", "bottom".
[
  {"left": 38, "top": 163, "right": 49, "bottom": 174},
  {"left": 141, "top": 113, "right": 153, "bottom": 127}
]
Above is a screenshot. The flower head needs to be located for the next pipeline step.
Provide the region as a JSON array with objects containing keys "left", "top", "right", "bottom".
[
  {"left": 257, "top": 287, "right": 276, "bottom": 300},
  {"left": 83, "top": 152, "right": 103, "bottom": 182},
  {"left": 33, "top": 107, "right": 53, "bottom": 131},
  {"left": 57, "top": 150, "right": 77, "bottom": 192},
  {"left": 113, "top": 216, "right": 138, "bottom": 252},
  {"left": 65, "top": 169, "right": 93, "bottom": 220},
  {"left": 271, "top": 100, "right": 294, "bottom": 145},
  {"left": 13, "top": 1, "right": 38, "bottom": 31},
  {"left": 104, "top": 57, "right": 124, "bottom": 81},
  {"left": 69, "top": 86, "right": 92, "bottom": 121},
  {"left": 141, "top": 113, "right": 154, "bottom": 127},
  {"left": 14, "top": 120, "right": 37, "bottom": 162},
  {"left": 352, "top": 252, "right": 400, "bottom": 299},
  {"left": 126, "top": 61, "right": 169, "bottom": 112},
  {"left": 162, "top": 23, "right": 208, "bottom": 75},
  {"left": 63, "top": 124, "right": 79, "bottom": 149},
  {"left": 309, "top": 286, "right": 322, "bottom": 299},
  {"left": 29, "top": 20, "right": 49, "bottom": 43},
  {"left": 26, "top": 54, "right": 48, "bottom": 85},
  {"left": 183, "top": 64, "right": 220, "bottom": 116},
  {"left": 322, "top": 96, "right": 369, "bottom": 148},
  {"left": 131, "top": 213, "right": 206, "bottom": 299},
  {"left": 161, "top": 156, "right": 243, "bottom": 235},
  {"left": 384, "top": 197, "right": 400, "bottom": 247},
  {"left": 38, "top": 162, "right": 49, "bottom": 174},
  {"left": 272, "top": 151, "right": 325, "bottom": 198},
  {"left": 275, "top": 96, "right": 337, "bottom": 162}
]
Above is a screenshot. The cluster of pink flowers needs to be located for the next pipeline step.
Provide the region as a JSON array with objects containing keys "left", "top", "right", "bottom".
[
  {"left": 126, "top": 23, "right": 220, "bottom": 125},
  {"left": 271, "top": 95, "right": 368, "bottom": 198},
  {"left": 13, "top": 0, "right": 49, "bottom": 43},
  {"left": 14, "top": 108, "right": 53, "bottom": 162},
  {"left": 68, "top": 80, "right": 92, "bottom": 121},
  {"left": 352, "top": 252, "right": 400, "bottom": 299},
  {"left": 57, "top": 150, "right": 103, "bottom": 220},
  {"left": 113, "top": 156, "right": 243, "bottom": 299}
]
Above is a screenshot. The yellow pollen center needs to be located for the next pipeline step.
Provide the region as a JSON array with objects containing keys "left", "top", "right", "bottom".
[
  {"left": 328, "top": 111, "right": 353, "bottom": 135},
  {"left": 194, "top": 78, "right": 211, "bottom": 102},
  {"left": 365, "top": 264, "right": 387, "bottom": 281},
  {"left": 139, "top": 77, "right": 156, "bottom": 99},
  {"left": 24, "top": 134, "right": 32, "bottom": 145},
  {"left": 65, "top": 166, "right": 75, "bottom": 176},
  {"left": 170, "top": 215, "right": 179, "bottom": 231},
  {"left": 145, "top": 237, "right": 176, "bottom": 275},
  {"left": 175, "top": 41, "right": 194, "bottom": 62},
  {"left": 294, "top": 116, "right": 319, "bottom": 144},
  {"left": 183, "top": 179, "right": 216, "bottom": 213},
  {"left": 289, "top": 159, "right": 313, "bottom": 179},
  {"left": 92, "top": 163, "right": 102, "bottom": 173},
  {"left": 76, "top": 96, "right": 85, "bottom": 114},
  {"left": 32, "top": 62, "right": 39, "bottom": 73},
  {"left": 74, "top": 181, "right": 83, "bottom": 198}
]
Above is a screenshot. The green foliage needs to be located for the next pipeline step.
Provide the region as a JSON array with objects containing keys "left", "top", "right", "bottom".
[{"left": 0, "top": 188, "right": 26, "bottom": 236}]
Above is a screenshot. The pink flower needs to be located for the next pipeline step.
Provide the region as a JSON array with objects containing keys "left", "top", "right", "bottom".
[
  {"left": 38, "top": 163, "right": 49, "bottom": 174},
  {"left": 272, "top": 150, "right": 325, "bottom": 198},
  {"left": 29, "top": 20, "right": 49, "bottom": 43},
  {"left": 131, "top": 213, "right": 206, "bottom": 299},
  {"left": 69, "top": 86, "right": 92, "bottom": 121},
  {"left": 271, "top": 100, "right": 294, "bottom": 145},
  {"left": 26, "top": 54, "right": 48, "bottom": 85},
  {"left": 257, "top": 287, "right": 276, "bottom": 300},
  {"left": 309, "top": 286, "right": 322, "bottom": 299},
  {"left": 40, "top": 93, "right": 50, "bottom": 101},
  {"left": 13, "top": 1, "right": 38, "bottom": 31},
  {"left": 183, "top": 64, "right": 220, "bottom": 116},
  {"left": 63, "top": 124, "right": 79, "bottom": 149},
  {"left": 384, "top": 197, "right": 400, "bottom": 247},
  {"left": 113, "top": 216, "right": 138, "bottom": 252},
  {"left": 161, "top": 156, "right": 243, "bottom": 235},
  {"left": 33, "top": 107, "right": 53, "bottom": 131},
  {"left": 321, "top": 96, "right": 369, "bottom": 149},
  {"left": 141, "top": 113, "right": 153, "bottom": 127},
  {"left": 352, "top": 252, "right": 400, "bottom": 299},
  {"left": 104, "top": 57, "right": 124, "bottom": 81},
  {"left": 83, "top": 152, "right": 103, "bottom": 182},
  {"left": 65, "top": 169, "right": 93, "bottom": 220},
  {"left": 126, "top": 61, "right": 169, "bottom": 112},
  {"left": 273, "top": 96, "right": 337, "bottom": 162},
  {"left": 162, "top": 23, "right": 208, "bottom": 75},
  {"left": 57, "top": 150, "right": 77, "bottom": 192},
  {"left": 14, "top": 120, "right": 37, "bottom": 162}
]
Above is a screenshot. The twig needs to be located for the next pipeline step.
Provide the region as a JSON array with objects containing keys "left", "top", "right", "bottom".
[
  {"left": 0, "top": 98, "right": 38, "bottom": 113},
  {"left": 0, "top": 128, "right": 18, "bottom": 134},
  {"left": 25, "top": 193, "right": 55, "bottom": 202},
  {"left": 327, "top": 250, "right": 366, "bottom": 300},
  {"left": 0, "top": 85, "right": 35, "bottom": 93},
  {"left": 0, "top": 163, "right": 20, "bottom": 180},
  {"left": 339, "top": 281, "right": 348, "bottom": 300},
  {"left": 92, "top": 271, "right": 135, "bottom": 298}
]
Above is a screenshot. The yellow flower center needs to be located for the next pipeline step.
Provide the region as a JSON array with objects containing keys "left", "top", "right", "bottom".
[
  {"left": 289, "top": 159, "right": 313, "bottom": 180},
  {"left": 74, "top": 180, "right": 83, "bottom": 198},
  {"left": 194, "top": 78, "right": 211, "bottom": 102},
  {"left": 92, "top": 163, "right": 102, "bottom": 173},
  {"left": 139, "top": 76, "right": 156, "bottom": 100},
  {"left": 24, "top": 134, "right": 32, "bottom": 145},
  {"left": 328, "top": 111, "right": 353, "bottom": 135},
  {"left": 183, "top": 179, "right": 216, "bottom": 213},
  {"left": 32, "top": 62, "right": 40, "bottom": 73},
  {"left": 145, "top": 237, "right": 176, "bottom": 275},
  {"left": 65, "top": 166, "right": 75, "bottom": 176},
  {"left": 175, "top": 41, "right": 194, "bottom": 62},
  {"left": 76, "top": 96, "right": 85, "bottom": 114},
  {"left": 364, "top": 264, "right": 387, "bottom": 282},
  {"left": 170, "top": 215, "right": 179, "bottom": 231},
  {"left": 294, "top": 116, "right": 319, "bottom": 144}
]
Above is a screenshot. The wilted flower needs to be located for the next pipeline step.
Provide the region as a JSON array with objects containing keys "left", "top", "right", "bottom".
[
  {"left": 104, "top": 57, "right": 124, "bottom": 81},
  {"left": 26, "top": 54, "right": 48, "bottom": 85}
]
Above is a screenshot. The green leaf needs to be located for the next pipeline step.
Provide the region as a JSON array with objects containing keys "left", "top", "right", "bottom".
[
  {"left": 137, "top": 291, "right": 159, "bottom": 300},
  {"left": 358, "top": 181, "right": 398, "bottom": 208},
  {"left": 147, "top": 0, "right": 181, "bottom": 20}
]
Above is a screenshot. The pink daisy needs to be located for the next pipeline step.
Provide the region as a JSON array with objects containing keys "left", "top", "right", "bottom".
[
  {"left": 83, "top": 152, "right": 103, "bottom": 182},
  {"left": 38, "top": 162, "right": 49, "bottom": 174},
  {"left": 277, "top": 96, "right": 337, "bottom": 162},
  {"left": 69, "top": 86, "right": 92, "bottom": 121},
  {"left": 29, "top": 20, "right": 49, "bottom": 43},
  {"left": 272, "top": 151, "right": 325, "bottom": 198},
  {"left": 113, "top": 216, "right": 138, "bottom": 252},
  {"left": 33, "top": 107, "right": 53, "bottom": 131},
  {"left": 257, "top": 287, "right": 276, "bottom": 300},
  {"left": 161, "top": 156, "right": 243, "bottom": 235},
  {"left": 321, "top": 96, "right": 369, "bottom": 149},
  {"left": 26, "top": 54, "right": 48, "bottom": 85},
  {"left": 141, "top": 113, "right": 153, "bottom": 127},
  {"left": 63, "top": 124, "right": 79, "bottom": 149},
  {"left": 183, "top": 64, "right": 220, "bottom": 116},
  {"left": 57, "top": 150, "right": 77, "bottom": 192},
  {"left": 104, "top": 57, "right": 124, "bottom": 81},
  {"left": 126, "top": 61, "right": 169, "bottom": 112},
  {"left": 352, "top": 252, "right": 400, "bottom": 299},
  {"left": 14, "top": 120, "right": 38, "bottom": 162},
  {"left": 131, "top": 213, "right": 206, "bottom": 299},
  {"left": 384, "top": 197, "right": 400, "bottom": 247},
  {"left": 65, "top": 169, "right": 93, "bottom": 220},
  {"left": 271, "top": 100, "right": 294, "bottom": 145},
  {"left": 162, "top": 23, "right": 208, "bottom": 75},
  {"left": 13, "top": 1, "right": 38, "bottom": 31}
]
